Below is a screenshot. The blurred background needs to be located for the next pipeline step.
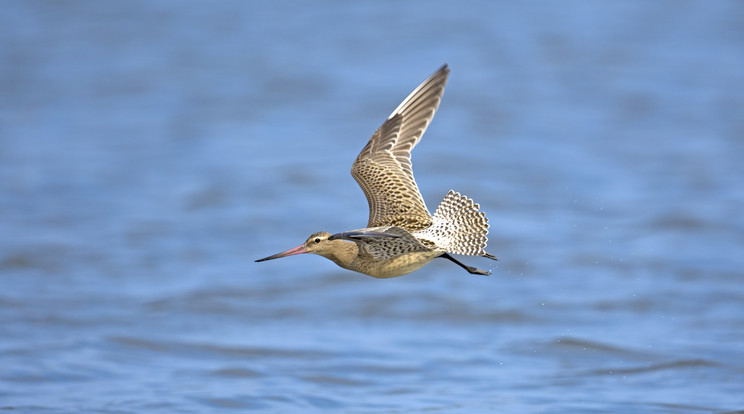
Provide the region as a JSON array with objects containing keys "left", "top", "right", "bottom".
[{"left": 1, "top": 1, "right": 743, "bottom": 412}]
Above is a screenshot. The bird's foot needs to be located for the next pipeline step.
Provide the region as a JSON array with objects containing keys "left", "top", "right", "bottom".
[
  {"left": 483, "top": 252, "right": 498, "bottom": 261},
  {"left": 465, "top": 266, "right": 491, "bottom": 276}
]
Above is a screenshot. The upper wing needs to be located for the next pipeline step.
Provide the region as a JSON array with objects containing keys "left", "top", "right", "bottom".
[
  {"left": 351, "top": 64, "right": 450, "bottom": 232},
  {"left": 330, "top": 226, "right": 430, "bottom": 259}
]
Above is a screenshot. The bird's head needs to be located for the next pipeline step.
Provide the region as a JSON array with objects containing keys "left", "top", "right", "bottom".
[{"left": 255, "top": 232, "right": 344, "bottom": 262}]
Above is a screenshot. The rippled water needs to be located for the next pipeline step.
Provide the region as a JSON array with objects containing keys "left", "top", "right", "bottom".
[{"left": 2, "top": 1, "right": 743, "bottom": 412}]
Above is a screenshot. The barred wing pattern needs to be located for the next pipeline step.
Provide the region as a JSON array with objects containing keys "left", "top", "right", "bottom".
[{"left": 351, "top": 64, "right": 450, "bottom": 232}]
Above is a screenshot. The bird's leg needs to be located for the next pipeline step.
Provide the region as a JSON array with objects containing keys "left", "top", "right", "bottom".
[{"left": 439, "top": 253, "right": 490, "bottom": 276}]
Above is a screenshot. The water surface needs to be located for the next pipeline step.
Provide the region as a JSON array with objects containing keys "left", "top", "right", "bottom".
[{"left": 2, "top": 1, "right": 743, "bottom": 412}]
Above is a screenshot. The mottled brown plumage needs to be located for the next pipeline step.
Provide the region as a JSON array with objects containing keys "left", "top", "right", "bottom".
[
  {"left": 351, "top": 65, "right": 449, "bottom": 231},
  {"left": 256, "top": 65, "right": 498, "bottom": 278}
]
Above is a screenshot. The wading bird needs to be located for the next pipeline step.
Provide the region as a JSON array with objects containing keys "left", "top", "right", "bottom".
[{"left": 256, "top": 65, "right": 497, "bottom": 277}]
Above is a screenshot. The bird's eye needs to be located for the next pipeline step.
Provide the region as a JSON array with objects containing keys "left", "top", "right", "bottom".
[{"left": 314, "top": 238, "right": 321, "bottom": 243}]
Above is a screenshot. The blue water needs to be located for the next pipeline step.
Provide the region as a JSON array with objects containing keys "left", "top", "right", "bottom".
[{"left": 2, "top": 1, "right": 743, "bottom": 412}]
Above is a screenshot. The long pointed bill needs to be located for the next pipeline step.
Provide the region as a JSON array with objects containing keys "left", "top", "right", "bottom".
[{"left": 255, "top": 244, "right": 308, "bottom": 262}]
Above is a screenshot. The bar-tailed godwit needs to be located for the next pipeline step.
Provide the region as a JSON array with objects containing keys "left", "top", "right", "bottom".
[{"left": 256, "top": 65, "right": 497, "bottom": 277}]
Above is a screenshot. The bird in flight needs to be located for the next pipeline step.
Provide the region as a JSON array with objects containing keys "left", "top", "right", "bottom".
[{"left": 256, "top": 65, "right": 497, "bottom": 278}]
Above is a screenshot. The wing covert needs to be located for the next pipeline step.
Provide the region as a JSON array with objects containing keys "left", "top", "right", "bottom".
[{"left": 351, "top": 65, "right": 450, "bottom": 231}]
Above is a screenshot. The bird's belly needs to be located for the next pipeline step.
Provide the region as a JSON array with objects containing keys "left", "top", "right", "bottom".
[{"left": 360, "top": 252, "right": 440, "bottom": 278}]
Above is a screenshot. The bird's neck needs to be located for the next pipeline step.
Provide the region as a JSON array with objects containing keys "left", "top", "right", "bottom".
[{"left": 320, "top": 240, "right": 359, "bottom": 270}]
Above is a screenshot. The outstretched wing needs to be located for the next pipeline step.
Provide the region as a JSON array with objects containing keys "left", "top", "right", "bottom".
[{"left": 351, "top": 64, "right": 450, "bottom": 232}]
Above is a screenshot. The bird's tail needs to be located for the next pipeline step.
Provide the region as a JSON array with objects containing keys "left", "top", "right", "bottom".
[{"left": 415, "top": 190, "right": 496, "bottom": 258}]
